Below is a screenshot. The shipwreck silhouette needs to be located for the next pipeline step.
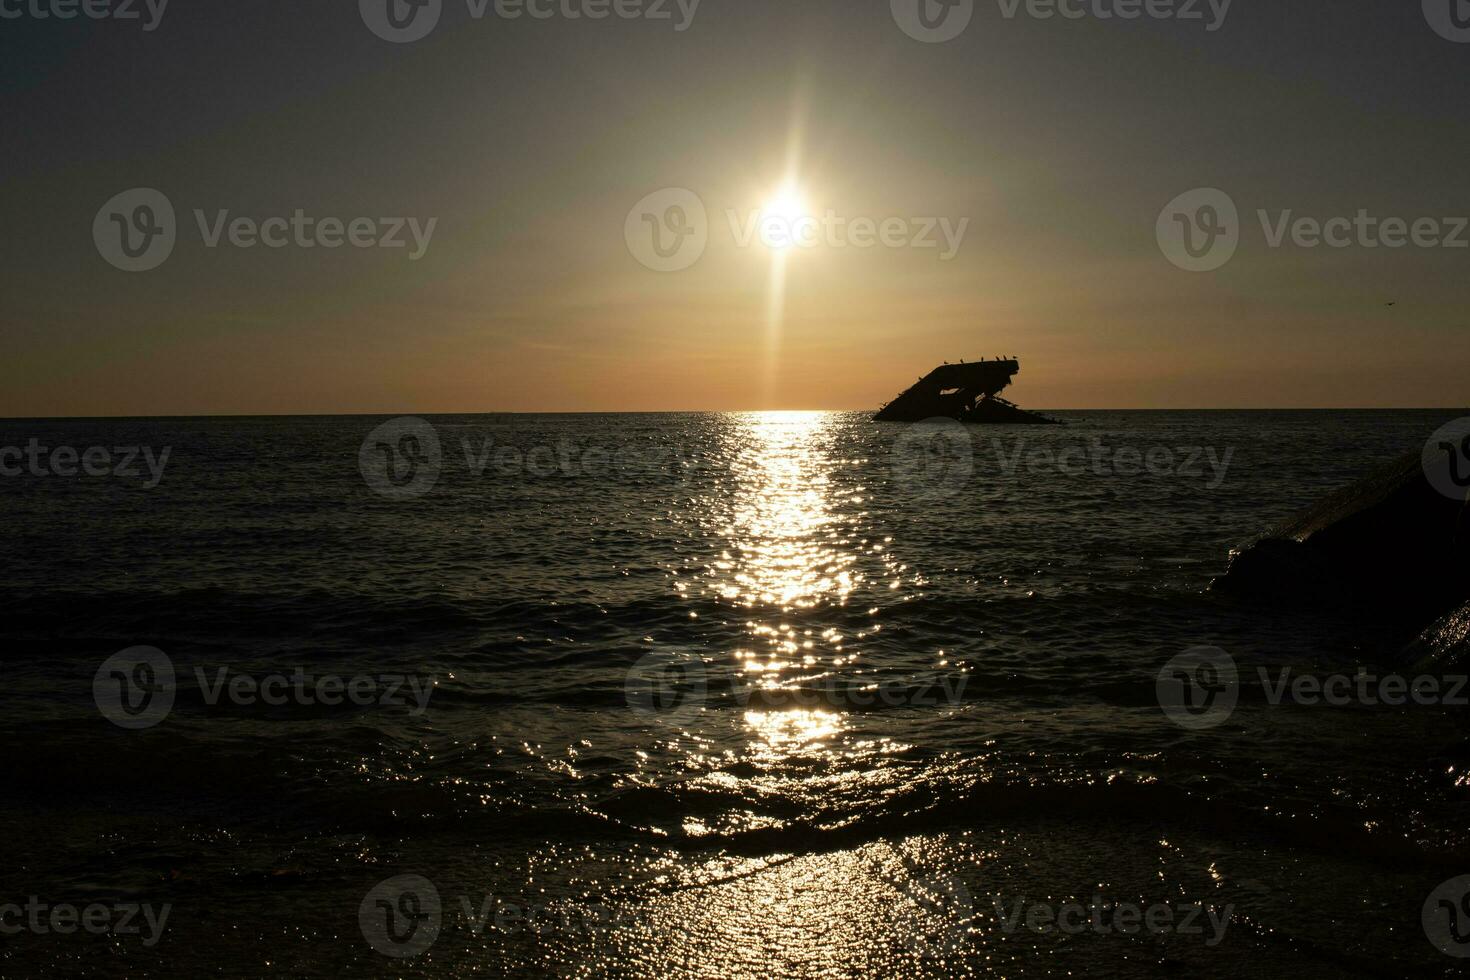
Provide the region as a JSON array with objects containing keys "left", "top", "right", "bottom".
[{"left": 874, "top": 358, "right": 1059, "bottom": 424}]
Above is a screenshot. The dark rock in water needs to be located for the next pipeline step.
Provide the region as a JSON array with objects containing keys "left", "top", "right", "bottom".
[
  {"left": 1212, "top": 452, "right": 1469, "bottom": 628},
  {"left": 1213, "top": 538, "right": 1345, "bottom": 606}
]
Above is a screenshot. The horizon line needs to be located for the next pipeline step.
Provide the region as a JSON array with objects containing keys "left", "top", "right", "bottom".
[{"left": 2, "top": 406, "right": 1467, "bottom": 421}]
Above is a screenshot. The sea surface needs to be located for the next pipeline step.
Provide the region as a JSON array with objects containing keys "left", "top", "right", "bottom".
[{"left": 1, "top": 410, "right": 1467, "bottom": 978}]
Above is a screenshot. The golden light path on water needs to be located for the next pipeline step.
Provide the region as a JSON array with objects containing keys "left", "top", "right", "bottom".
[
  {"left": 711, "top": 411, "right": 875, "bottom": 761},
  {"left": 566, "top": 413, "right": 1001, "bottom": 976},
  {"left": 619, "top": 412, "right": 944, "bottom": 974}
]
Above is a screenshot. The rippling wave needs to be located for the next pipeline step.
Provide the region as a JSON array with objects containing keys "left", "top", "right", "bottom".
[{"left": 1, "top": 410, "right": 1464, "bottom": 975}]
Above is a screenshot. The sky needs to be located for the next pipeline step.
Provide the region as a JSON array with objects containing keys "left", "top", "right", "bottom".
[{"left": 3, "top": 0, "right": 1469, "bottom": 415}]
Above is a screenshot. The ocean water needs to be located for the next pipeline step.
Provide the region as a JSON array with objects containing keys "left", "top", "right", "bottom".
[{"left": 1, "top": 410, "right": 1467, "bottom": 977}]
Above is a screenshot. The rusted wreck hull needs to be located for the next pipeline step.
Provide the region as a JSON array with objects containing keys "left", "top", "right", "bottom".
[{"left": 874, "top": 359, "right": 1059, "bottom": 424}]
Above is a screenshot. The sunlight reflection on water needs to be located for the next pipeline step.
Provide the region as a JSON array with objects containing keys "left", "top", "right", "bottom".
[
  {"left": 714, "top": 411, "right": 859, "bottom": 614},
  {"left": 710, "top": 412, "right": 866, "bottom": 759}
]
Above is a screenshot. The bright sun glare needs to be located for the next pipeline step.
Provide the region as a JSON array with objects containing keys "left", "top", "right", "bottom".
[
  {"left": 759, "top": 175, "right": 808, "bottom": 405},
  {"left": 760, "top": 183, "right": 811, "bottom": 250}
]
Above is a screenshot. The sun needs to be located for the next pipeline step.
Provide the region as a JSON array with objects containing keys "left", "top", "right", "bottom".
[
  {"left": 760, "top": 182, "right": 812, "bottom": 250},
  {"left": 763, "top": 183, "right": 809, "bottom": 223}
]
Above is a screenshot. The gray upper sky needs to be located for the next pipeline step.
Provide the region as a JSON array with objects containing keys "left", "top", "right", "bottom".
[{"left": 4, "top": 0, "right": 1468, "bottom": 414}]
